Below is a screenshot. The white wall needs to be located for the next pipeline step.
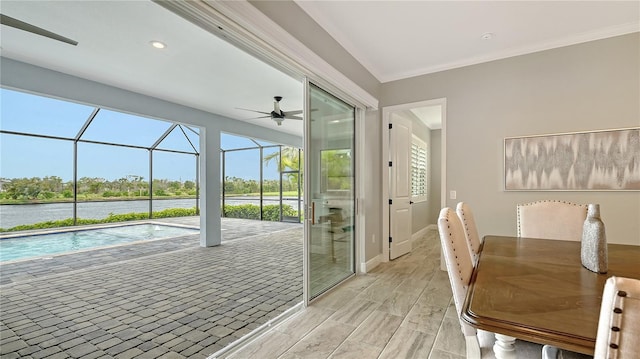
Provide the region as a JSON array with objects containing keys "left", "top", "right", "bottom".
[
  {"left": 363, "top": 109, "right": 383, "bottom": 261},
  {"left": 381, "top": 33, "right": 640, "bottom": 245}
]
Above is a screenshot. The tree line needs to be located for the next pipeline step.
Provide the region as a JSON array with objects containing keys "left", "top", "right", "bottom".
[
  {"left": 0, "top": 175, "right": 197, "bottom": 202},
  {"left": 223, "top": 176, "right": 299, "bottom": 195},
  {"left": 0, "top": 175, "right": 301, "bottom": 203},
  {"left": 1, "top": 149, "right": 304, "bottom": 202}
]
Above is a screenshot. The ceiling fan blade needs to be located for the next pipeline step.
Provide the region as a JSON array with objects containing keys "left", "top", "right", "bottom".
[
  {"left": 283, "top": 110, "right": 303, "bottom": 116},
  {"left": 284, "top": 115, "right": 303, "bottom": 121},
  {"left": 1, "top": 14, "right": 78, "bottom": 46},
  {"left": 236, "top": 108, "right": 271, "bottom": 115},
  {"left": 243, "top": 115, "right": 272, "bottom": 120}
]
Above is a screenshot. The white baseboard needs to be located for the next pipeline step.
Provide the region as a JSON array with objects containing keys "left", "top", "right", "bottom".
[{"left": 360, "top": 254, "right": 382, "bottom": 273}]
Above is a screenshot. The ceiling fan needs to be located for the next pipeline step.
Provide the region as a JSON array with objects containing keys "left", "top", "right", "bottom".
[
  {"left": 237, "top": 96, "right": 302, "bottom": 126},
  {"left": 0, "top": 14, "right": 78, "bottom": 46}
]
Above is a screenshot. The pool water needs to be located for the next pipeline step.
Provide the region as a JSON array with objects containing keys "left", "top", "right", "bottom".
[{"left": 0, "top": 224, "right": 199, "bottom": 262}]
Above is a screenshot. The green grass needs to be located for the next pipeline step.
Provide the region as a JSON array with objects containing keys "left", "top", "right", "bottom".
[
  {"left": 224, "top": 191, "right": 301, "bottom": 197},
  {"left": 0, "top": 207, "right": 199, "bottom": 233}
]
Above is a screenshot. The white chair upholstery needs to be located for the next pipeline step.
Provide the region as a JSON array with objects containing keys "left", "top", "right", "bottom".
[
  {"left": 543, "top": 276, "right": 640, "bottom": 359},
  {"left": 438, "top": 208, "right": 543, "bottom": 359},
  {"left": 438, "top": 207, "right": 482, "bottom": 357},
  {"left": 594, "top": 276, "right": 640, "bottom": 358},
  {"left": 438, "top": 208, "right": 474, "bottom": 331},
  {"left": 456, "top": 202, "right": 481, "bottom": 264},
  {"left": 517, "top": 200, "right": 588, "bottom": 241}
]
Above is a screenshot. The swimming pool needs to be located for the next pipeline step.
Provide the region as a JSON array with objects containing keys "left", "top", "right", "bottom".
[{"left": 0, "top": 224, "right": 199, "bottom": 262}]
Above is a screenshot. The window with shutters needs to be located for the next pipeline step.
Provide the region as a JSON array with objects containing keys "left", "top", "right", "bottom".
[{"left": 411, "top": 136, "right": 427, "bottom": 202}]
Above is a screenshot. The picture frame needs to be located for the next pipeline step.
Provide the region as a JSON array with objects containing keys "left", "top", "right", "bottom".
[{"left": 504, "top": 127, "right": 640, "bottom": 191}]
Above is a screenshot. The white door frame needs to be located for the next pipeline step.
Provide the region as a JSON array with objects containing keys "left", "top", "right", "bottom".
[{"left": 382, "top": 98, "right": 447, "bottom": 262}]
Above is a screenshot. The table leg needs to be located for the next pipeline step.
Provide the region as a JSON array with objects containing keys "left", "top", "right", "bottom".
[{"left": 493, "top": 334, "right": 516, "bottom": 359}]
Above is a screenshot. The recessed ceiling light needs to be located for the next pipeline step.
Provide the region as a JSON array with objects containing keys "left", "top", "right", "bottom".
[
  {"left": 150, "top": 41, "right": 166, "bottom": 49},
  {"left": 481, "top": 32, "right": 495, "bottom": 40}
]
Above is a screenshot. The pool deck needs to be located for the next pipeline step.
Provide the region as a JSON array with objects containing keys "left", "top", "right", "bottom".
[{"left": 0, "top": 217, "right": 303, "bottom": 358}]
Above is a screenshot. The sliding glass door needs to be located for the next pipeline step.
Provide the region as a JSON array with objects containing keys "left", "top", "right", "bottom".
[{"left": 305, "top": 82, "right": 356, "bottom": 302}]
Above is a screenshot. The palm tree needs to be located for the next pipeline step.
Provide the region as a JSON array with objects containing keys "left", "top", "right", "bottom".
[
  {"left": 263, "top": 146, "right": 303, "bottom": 192},
  {"left": 263, "top": 146, "right": 302, "bottom": 171}
]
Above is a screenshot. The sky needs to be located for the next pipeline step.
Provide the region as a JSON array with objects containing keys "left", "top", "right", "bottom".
[{"left": 0, "top": 88, "right": 283, "bottom": 182}]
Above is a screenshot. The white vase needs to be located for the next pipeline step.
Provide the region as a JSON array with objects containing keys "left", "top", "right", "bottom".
[{"left": 581, "top": 204, "right": 608, "bottom": 273}]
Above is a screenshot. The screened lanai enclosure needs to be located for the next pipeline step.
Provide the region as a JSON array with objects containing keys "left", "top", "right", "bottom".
[
  {"left": 221, "top": 133, "right": 303, "bottom": 224},
  {"left": 0, "top": 88, "right": 200, "bottom": 231},
  {"left": 0, "top": 89, "right": 302, "bottom": 231}
]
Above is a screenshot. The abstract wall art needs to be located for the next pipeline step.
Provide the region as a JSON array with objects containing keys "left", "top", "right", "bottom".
[{"left": 504, "top": 128, "right": 640, "bottom": 191}]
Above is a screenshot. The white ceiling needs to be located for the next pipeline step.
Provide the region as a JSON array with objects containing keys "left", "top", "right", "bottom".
[
  {"left": 296, "top": 1, "right": 640, "bottom": 83},
  {"left": 0, "top": 1, "right": 304, "bottom": 137},
  {"left": 1, "top": 1, "right": 638, "bottom": 135}
]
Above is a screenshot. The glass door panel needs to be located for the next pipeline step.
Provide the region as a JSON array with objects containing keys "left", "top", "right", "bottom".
[{"left": 306, "top": 82, "right": 356, "bottom": 301}]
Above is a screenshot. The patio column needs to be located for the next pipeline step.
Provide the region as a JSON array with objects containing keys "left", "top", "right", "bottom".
[{"left": 199, "top": 126, "right": 222, "bottom": 247}]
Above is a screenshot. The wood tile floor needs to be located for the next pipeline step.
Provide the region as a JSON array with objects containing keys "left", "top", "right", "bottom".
[{"left": 226, "top": 228, "right": 469, "bottom": 359}]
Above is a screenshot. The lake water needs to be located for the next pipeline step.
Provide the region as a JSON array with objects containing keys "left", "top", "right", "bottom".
[{"left": 0, "top": 197, "right": 301, "bottom": 228}]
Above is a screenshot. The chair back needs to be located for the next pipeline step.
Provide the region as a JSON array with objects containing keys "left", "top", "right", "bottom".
[
  {"left": 517, "top": 200, "right": 587, "bottom": 241},
  {"left": 437, "top": 207, "right": 476, "bottom": 336},
  {"left": 456, "top": 202, "right": 481, "bottom": 263},
  {"left": 594, "top": 276, "right": 640, "bottom": 358}
]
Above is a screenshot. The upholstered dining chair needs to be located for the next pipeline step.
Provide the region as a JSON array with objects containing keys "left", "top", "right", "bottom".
[
  {"left": 594, "top": 276, "right": 640, "bottom": 358},
  {"left": 456, "top": 202, "right": 481, "bottom": 264},
  {"left": 438, "top": 207, "right": 543, "bottom": 359},
  {"left": 543, "top": 276, "right": 640, "bottom": 359},
  {"left": 517, "top": 200, "right": 588, "bottom": 241}
]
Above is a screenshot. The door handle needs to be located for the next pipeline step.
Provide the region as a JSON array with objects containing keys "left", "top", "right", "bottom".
[{"left": 410, "top": 201, "right": 414, "bottom": 204}]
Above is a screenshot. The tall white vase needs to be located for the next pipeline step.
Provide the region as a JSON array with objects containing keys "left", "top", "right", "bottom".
[{"left": 581, "top": 204, "right": 608, "bottom": 273}]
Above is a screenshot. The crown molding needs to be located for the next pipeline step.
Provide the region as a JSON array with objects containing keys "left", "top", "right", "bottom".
[
  {"left": 379, "top": 23, "right": 640, "bottom": 83},
  {"left": 296, "top": 0, "right": 639, "bottom": 83}
]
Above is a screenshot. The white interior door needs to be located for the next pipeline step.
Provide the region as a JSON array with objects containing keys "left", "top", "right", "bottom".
[{"left": 389, "top": 114, "right": 412, "bottom": 260}]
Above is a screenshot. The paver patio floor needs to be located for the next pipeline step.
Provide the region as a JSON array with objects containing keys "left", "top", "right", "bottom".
[{"left": 0, "top": 218, "right": 303, "bottom": 358}]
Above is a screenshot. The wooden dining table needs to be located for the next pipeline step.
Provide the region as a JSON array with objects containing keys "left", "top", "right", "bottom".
[{"left": 461, "top": 235, "right": 640, "bottom": 358}]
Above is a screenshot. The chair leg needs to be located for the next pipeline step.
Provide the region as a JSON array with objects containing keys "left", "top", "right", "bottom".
[
  {"left": 465, "top": 335, "right": 481, "bottom": 359},
  {"left": 542, "top": 345, "right": 560, "bottom": 359},
  {"left": 493, "top": 334, "right": 516, "bottom": 359}
]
